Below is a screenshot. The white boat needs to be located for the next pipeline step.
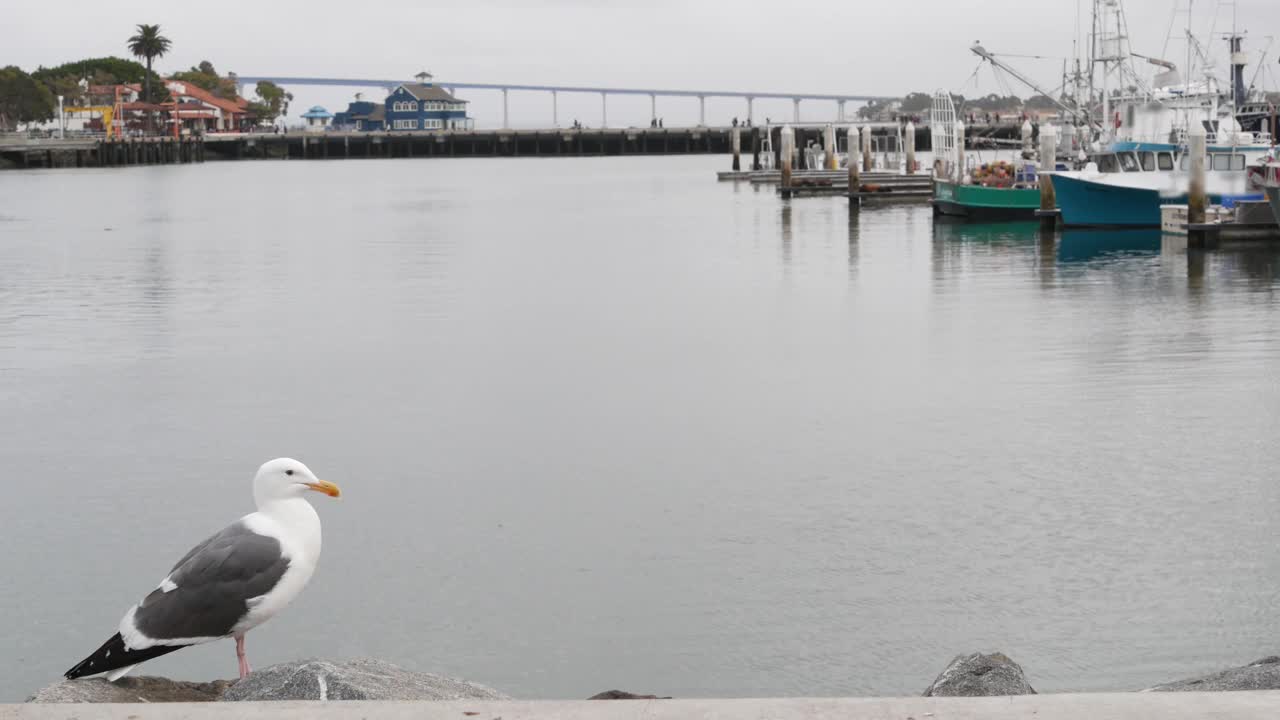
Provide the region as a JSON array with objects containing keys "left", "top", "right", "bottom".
[{"left": 1247, "top": 158, "right": 1280, "bottom": 224}]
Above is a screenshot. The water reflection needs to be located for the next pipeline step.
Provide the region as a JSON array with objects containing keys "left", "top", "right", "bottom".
[
  {"left": 780, "top": 202, "right": 793, "bottom": 268},
  {"left": 1057, "top": 230, "right": 1162, "bottom": 263},
  {"left": 929, "top": 219, "right": 1041, "bottom": 282},
  {"left": 847, "top": 207, "right": 860, "bottom": 279}
]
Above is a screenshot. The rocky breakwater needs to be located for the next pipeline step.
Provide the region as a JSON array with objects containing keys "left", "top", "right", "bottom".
[
  {"left": 28, "top": 658, "right": 507, "bottom": 703},
  {"left": 1147, "top": 656, "right": 1280, "bottom": 692},
  {"left": 922, "top": 652, "right": 1037, "bottom": 697},
  {"left": 27, "top": 652, "right": 1280, "bottom": 702}
]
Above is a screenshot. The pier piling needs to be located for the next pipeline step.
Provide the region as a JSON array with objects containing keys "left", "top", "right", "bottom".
[
  {"left": 780, "top": 125, "right": 795, "bottom": 199},
  {"left": 861, "top": 124, "right": 872, "bottom": 172},
  {"left": 905, "top": 121, "right": 916, "bottom": 174},
  {"left": 1038, "top": 125, "right": 1057, "bottom": 230},
  {"left": 847, "top": 125, "right": 861, "bottom": 210},
  {"left": 824, "top": 125, "right": 838, "bottom": 171},
  {"left": 731, "top": 127, "right": 741, "bottom": 171},
  {"left": 1187, "top": 124, "right": 1208, "bottom": 247}
]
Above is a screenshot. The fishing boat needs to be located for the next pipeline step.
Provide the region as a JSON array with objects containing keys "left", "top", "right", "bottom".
[
  {"left": 928, "top": 91, "right": 1063, "bottom": 220},
  {"left": 1248, "top": 156, "right": 1280, "bottom": 223},
  {"left": 1050, "top": 142, "right": 1269, "bottom": 227},
  {"left": 932, "top": 163, "right": 1044, "bottom": 220}
]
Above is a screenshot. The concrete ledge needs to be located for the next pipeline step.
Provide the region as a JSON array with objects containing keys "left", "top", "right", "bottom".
[{"left": 7, "top": 693, "right": 1280, "bottom": 720}]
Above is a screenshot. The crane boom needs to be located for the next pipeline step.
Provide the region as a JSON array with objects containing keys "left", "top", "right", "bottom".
[{"left": 970, "top": 44, "right": 1099, "bottom": 130}]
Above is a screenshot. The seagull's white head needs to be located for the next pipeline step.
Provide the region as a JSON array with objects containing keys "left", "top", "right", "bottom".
[{"left": 253, "top": 457, "right": 341, "bottom": 507}]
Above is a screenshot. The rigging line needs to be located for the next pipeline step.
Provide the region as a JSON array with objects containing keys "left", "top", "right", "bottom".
[
  {"left": 1158, "top": 1, "right": 1180, "bottom": 69},
  {"left": 958, "top": 59, "right": 986, "bottom": 93},
  {"left": 986, "top": 53, "right": 1069, "bottom": 61}
]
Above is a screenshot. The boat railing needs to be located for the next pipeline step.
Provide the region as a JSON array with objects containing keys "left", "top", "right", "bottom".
[{"left": 1163, "top": 128, "right": 1274, "bottom": 148}]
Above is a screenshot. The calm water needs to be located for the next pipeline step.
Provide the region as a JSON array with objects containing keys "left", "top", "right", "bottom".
[{"left": 3, "top": 157, "right": 1280, "bottom": 702}]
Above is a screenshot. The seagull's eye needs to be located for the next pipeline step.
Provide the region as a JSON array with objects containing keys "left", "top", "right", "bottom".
[{"left": 285, "top": 469, "right": 294, "bottom": 476}]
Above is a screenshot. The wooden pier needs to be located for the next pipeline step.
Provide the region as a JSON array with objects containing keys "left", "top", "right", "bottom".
[
  {"left": 0, "top": 122, "right": 1036, "bottom": 170},
  {"left": 0, "top": 136, "right": 204, "bottom": 169},
  {"left": 201, "top": 127, "right": 745, "bottom": 161},
  {"left": 718, "top": 168, "right": 933, "bottom": 201}
]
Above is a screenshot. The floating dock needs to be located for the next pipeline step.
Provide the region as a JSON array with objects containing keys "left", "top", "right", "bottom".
[{"left": 718, "top": 168, "right": 933, "bottom": 201}]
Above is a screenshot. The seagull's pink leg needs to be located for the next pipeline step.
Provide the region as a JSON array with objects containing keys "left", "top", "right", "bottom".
[{"left": 235, "top": 634, "right": 251, "bottom": 679}]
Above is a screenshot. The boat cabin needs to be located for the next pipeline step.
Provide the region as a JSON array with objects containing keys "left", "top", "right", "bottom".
[{"left": 1087, "top": 149, "right": 1247, "bottom": 174}]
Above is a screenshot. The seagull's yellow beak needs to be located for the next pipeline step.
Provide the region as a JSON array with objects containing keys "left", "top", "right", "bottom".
[{"left": 305, "top": 480, "right": 342, "bottom": 498}]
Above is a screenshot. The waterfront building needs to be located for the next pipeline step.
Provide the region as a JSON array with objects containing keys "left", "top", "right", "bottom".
[
  {"left": 163, "top": 80, "right": 250, "bottom": 132},
  {"left": 384, "top": 72, "right": 472, "bottom": 131},
  {"left": 301, "top": 106, "right": 334, "bottom": 132},
  {"left": 332, "top": 98, "right": 385, "bottom": 131}
]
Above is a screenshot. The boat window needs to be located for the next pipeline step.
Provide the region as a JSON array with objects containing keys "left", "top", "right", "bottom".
[
  {"left": 1096, "top": 154, "right": 1120, "bottom": 173},
  {"left": 1139, "top": 151, "right": 1156, "bottom": 171},
  {"left": 1157, "top": 152, "right": 1174, "bottom": 171},
  {"left": 1212, "top": 154, "right": 1232, "bottom": 171},
  {"left": 1233, "top": 154, "right": 1245, "bottom": 170},
  {"left": 1118, "top": 152, "right": 1140, "bottom": 172}
]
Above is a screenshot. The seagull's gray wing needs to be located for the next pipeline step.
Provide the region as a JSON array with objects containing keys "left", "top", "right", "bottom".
[{"left": 130, "top": 521, "right": 291, "bottom": 641}]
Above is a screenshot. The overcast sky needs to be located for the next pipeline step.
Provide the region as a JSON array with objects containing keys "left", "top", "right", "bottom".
[{"left": 10, "top": 0, "right": 1280, "bottom": 128}]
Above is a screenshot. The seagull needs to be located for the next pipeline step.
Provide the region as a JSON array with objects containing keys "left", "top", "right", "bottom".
[{"left": 64, "top": 458, "right": 341, "bottom": 682}]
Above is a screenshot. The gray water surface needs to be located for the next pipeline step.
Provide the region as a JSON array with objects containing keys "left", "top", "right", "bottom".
[{"left": 3, "top": 157, "right": 1280, "bottom": 701}]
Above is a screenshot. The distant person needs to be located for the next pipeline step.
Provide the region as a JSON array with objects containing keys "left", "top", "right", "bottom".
[
  {"left": 732, "top": 117, "right": 738, "bottom": 127},
  {"left": 659, "top": 118, "right": 664, "bottom": 128}
]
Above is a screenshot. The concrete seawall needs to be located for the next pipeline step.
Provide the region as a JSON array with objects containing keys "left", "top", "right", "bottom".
[{"left": 7, "top": 694, "right": 1280, "bottom": 720}]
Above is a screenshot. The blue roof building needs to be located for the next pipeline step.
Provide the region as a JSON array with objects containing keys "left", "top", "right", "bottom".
[
  {"left": 300, "top": 105, "right": 333, "bottom": 131},
  {"left": 332, "top": 99, "right": 385, "bottom": 131},
  {"left": 385, "top": 74, "right": 472, "bottom": 132}
]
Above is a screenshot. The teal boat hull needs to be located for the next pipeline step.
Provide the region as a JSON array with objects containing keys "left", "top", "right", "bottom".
[{"left": 1053, "top": 174, "right": 1262, "bottom": 228}]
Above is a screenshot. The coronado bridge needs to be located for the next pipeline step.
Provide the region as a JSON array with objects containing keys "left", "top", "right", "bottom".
[{"left": 232, "top": 76, "right": 896, "bottom": 128}]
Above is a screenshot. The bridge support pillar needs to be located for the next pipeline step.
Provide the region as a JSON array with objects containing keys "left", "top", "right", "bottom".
[
  {"left": 552, "top": 90, "right": 558, "bottom": 127},
  {"left": 650, "top": 93, "right": 656, "bottom": 125},
  {"left": 601, "top": 93, "right": 608, "bottom": 128},
  {"left": 838, "top": 100, "right": 846, "bottom": 122},
  {"left": 502, "top": 88, "right": 509, "bottom": 129},
  {"left": 747, "top": 97, "right": 754, "bottom": 126},
  {"left": 793, "top": 98, "right": 800, "bottom": 124},
  {"left": 699, "top": 95, "right": 706, "bottom": 127}
]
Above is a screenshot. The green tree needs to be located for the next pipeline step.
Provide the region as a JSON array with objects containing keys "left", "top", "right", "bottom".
[
  {"left": 33, "top": 57, "right": 154, "bottom": 85},
  {"left": 899, "top": 92, "right": 934, "bottom": 113},
  {"left": 246, "top": 81, "right": 292, "bottom": 124},
  {"left": 0, "top": 66, "right": 55, "bottom": 130},
  {"left": 1024, "top": 94, "right": 1059, "bottom": 111},
  {"left": 127, "top": 24, "right": 172, "bottom": 104},
  {"left": 42, "top": 74, "right": 86, "bottom": 106},
  {"left": 171, "top": 61, "right": 239, "bottom": 99}
]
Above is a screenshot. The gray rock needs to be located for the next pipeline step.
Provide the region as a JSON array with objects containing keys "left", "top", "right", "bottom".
[
  {"left": 1148, "top": 656, "right": 1280, "bottom": 692},
  {"left": 923, "top": 652, "right": 1037, "bottom": 697},
  {"left": 28, "top": 676, "right": 232, "bottom": 703},
  {"left": 219, "top": 658, "right": 508, "bottom": 701},
  {"left": 589, "top": 690, "right": 671, "bottom": 700}
]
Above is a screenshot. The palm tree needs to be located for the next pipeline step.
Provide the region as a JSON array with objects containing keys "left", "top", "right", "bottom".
[{"left": 127, "top": 24, "right": 171, "bottom": 108}]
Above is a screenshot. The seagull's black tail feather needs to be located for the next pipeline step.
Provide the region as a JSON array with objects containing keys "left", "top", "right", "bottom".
[{"left": 64, "top": 632, "right": 188, "bottom": 680}]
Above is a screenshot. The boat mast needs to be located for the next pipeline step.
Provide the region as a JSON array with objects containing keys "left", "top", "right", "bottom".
[{"left": 1089, "top": 0, "right": 1130, "bottom": 143}]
